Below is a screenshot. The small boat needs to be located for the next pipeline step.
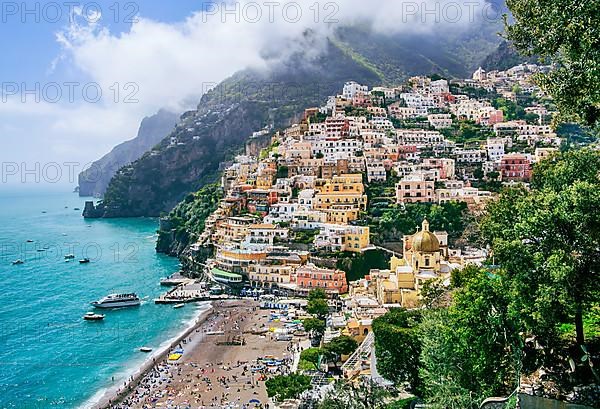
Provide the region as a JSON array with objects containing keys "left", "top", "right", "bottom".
[
  {"left": 173, "top": 303, "right": 185, "bottom": 309},
  {"left": 73, "top": 207, "right": 81, "bottom": 211},
  {"left": 64, "top": 254, "right": 75, "bottom": 259},
  {"left": 26, "top": 240, "right": 34, "bottom": 243},
  {"left": 79, "top": 258, "right": 90, "bottom": 264},
  {"left": 139, "top": 347, "right": 153, "bottom": 353},
  {"left": 37, "top": 249, "right": 45, "bottom": 252},
  {"left": 12, "top": 259, "right": 24, "bottom": 265},
  {"left": 41, "top": 211, "right": 47, "bottom": 214},
  {"left": 83, "top": 312, "right": 105, "bottom": 321}
]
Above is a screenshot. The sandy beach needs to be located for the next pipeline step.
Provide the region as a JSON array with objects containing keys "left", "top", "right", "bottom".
[{"left": 100, "top": 300, "right": 303, "bottom": 409}]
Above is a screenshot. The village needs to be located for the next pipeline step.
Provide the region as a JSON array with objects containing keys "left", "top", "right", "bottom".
[
  {"left": 143, "top": 63, "right": 570, "bottom": 406},
  {"left": 185, "top": 62, "right": 557, "bottom": 303}
]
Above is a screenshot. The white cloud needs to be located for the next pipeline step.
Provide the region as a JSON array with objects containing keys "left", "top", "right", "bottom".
[{"left": 0, "top": 0, "right": 492, "bottom": 188}]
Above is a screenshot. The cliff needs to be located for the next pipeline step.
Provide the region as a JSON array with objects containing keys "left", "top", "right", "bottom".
[{"left": 78, "top": 109, "right": 179, "bottom": 197}]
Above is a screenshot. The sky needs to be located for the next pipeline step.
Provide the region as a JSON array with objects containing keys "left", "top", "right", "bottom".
[{"left": 0, "top": 0, "right": 497, "bottom": 189}]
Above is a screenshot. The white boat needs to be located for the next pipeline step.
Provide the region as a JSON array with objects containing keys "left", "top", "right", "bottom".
[
  {"left": 91, "top": 293, "right": 141, "bottom": 309},
  {"left": 83, "top": 312, "right": 105, "bottom": 321},
  {"left": 12, "top": 259, "right": 24, "bottom": 265},
  {"left": 64, "top": 254, "right": 75, "bottom": 259},
  {"left": 139, "top": 347, "right": 153, "bottom": 353},
  {"left": 173, "top": 303, "right": 185, "bottom": 309}
]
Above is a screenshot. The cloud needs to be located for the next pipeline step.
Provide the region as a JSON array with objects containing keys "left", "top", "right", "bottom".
[{"left": 0, "top": 0, "right": 492, "bottom": 188}]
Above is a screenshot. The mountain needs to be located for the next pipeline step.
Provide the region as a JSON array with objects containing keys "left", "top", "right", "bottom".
[
  {"left": 84, "top": 24, "right": 504, "bottom": 218},
  {"left": 78, "top": 109, "right": 179, "bottom": 197},
  {"left": 481, "top": 40, "right": 540, "bottom": 71}
]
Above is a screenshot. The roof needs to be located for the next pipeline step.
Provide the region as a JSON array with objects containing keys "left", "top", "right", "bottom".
[
  {"left": 211, "top": 268, "right": 243, "bottom": 279},
  {"left": 412, "top": 219, "right": 440, "bottom": 253}
]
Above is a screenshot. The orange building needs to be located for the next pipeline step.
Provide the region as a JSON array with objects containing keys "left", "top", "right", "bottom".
[{"left": 294, "top": 263, "right": 348, "bottom": 295}]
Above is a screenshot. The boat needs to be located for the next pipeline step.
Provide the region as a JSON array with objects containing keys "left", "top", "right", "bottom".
[
  {"left": 139, "top": 347, "right": 153, "bottom": 353},
  {"left": 79, "top": 258, "right": 90, "bottom": 264},
  {"left": 173, "top": 303, "right": 185, "bottom": 309},
  {"left": 73, "top": 207, "right": 80, "bottom": 211},
  {"left": 83, "top": 312, "right": 105, "bottom": 321},
  {"left": 64, "top": 254, "right": 75, "bottom": 259},
  {"left": 12, "top": 259, "right": 24, "bottom": 265},
  {"left": 37, "top": 249, "right": 45, "bottom": 252},
  {"left": 26, "top": 240, "right": 34, "bottom": 243},
  {"left": 91, "top": 293, "right": 141, "bottom": 309}
]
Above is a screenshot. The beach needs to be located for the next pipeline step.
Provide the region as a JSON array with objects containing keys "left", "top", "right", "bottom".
[{"left": 100, "top": 300, "right": 302, "bottom": 409}]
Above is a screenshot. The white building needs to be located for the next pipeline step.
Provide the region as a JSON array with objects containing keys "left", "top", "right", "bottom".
[{"left": 343, "top": 81, "right": 369, "bottom": 99}]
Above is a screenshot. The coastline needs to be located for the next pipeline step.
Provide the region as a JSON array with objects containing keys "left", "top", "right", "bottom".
[{"left": 85, "top": 303, "right": 215, "bottom": 409}]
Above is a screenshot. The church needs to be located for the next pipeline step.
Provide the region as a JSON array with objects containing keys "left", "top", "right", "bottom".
[{"left": 358, "top": 219, "right": 463, "bottom": 308}]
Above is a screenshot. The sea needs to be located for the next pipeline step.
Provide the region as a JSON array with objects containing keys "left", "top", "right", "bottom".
[{"left": 0, "top": 189, "right": 207, "bottom": 409}]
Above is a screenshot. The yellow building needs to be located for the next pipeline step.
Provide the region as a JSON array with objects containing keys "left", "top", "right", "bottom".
[
  {"left": 314, "top": 174, "right": 367, "bottom": 211},
  {"left": 343, "top": 226, "right": 370, "bottom": 253},
  {"left": 325, "top": 205, "right": 360, "bottom": 224},
  {"left": 370, "top": 219, "right": 458, "bottom": 307}
]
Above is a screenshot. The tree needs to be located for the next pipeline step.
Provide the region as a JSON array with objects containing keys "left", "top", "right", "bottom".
[
  {"left": 318, "top": 380, "right": 389, "bottom": 409},
  {"left": 419, "top": 278, "right": 446, "bottom": 309},
  {"left": 505, "top": 0, "right": 600, "bottom": 127},
  {"left": 419, "top": 267, "right": 522, "bottom": 408},
  {"left": 265, "top": 374, "right": 312, "bottom": 402},
  {"left": 300, "top": 347, "right": 324, "bottom": 371},
  {"left": 303, "top": 317, "right": 326, "bottom": 339},
  {"left": 481, "top": 150, "right": 600, "bottom": 348},
  {"left": 371, "top": 309, "right": 421, "bottom": 391},
  {"left": 307, "top": 289, "right": 330, "bottom": 319},
  {"left": 323, "top": 336, "right": 359, "bottom": 367}
]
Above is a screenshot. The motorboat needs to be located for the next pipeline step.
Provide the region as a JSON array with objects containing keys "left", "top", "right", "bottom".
[
  {"left": 79, "top": 258, "right": 90, "bottom": 264},
  {"left": 139, "top": 347, "right": 153, "bottom": 353},
  {"left": 91, "top": 293, "right": 141, "bottom": 309},
  {"left": 12, "top": 259, "right": 24, "bottom": 265},
  {"left": 173, "top": 303, "right": 185, "bottom": 309},
  {"left": 83, "top": 312, "right": 105, "bottom": 321}
]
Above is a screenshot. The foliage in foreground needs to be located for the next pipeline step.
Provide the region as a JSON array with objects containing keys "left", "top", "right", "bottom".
[
  {"left": 265, "top": 373, "right": 312, "bottom": 402},
  {"left": 505, "top": 0, "right": 600, "bottom": 128}
]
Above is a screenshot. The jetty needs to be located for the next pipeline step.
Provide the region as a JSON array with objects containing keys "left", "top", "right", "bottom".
[{"left": 154, "top": 280, "right": 230, "bottom": 304}]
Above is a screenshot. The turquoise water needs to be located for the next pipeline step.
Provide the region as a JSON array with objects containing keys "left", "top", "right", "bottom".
[{"left": 0, "top": 190, "right": 202, "bottom": 409}]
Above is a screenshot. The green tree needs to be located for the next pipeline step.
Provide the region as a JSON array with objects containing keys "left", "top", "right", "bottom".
[
  {"left": 318, "top": 380, "right": 389, "bottom": 409},
  {"left": 303, "top": 317, "right": 326, "bottom": 339},
  {"left": 482, "top": 149, "right": 600, "bottom": 348},
  {"left": 323, "top": 336, "right": 359, "bottom": 367},
  {"left": 300, "top": 347, "right": 324, "bottom": 371},
  {"left": 307, "top": 289, "right": 330, "bottom": 319},
  {"left": 419, "top": 267, "right": 522, "bottom": 408},
  {"left": 265, "top": 373, "right": 312, "bottom": 401},
  {"left": 505, "top": 0, "right": 600, "bottom": 127},
  {"left": 372, "top": 309, "right": 421, "bottom": 391}
]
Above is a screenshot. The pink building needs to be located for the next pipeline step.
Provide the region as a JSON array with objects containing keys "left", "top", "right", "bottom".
[{"left": 500, "top": 154, "right": 531, "bottom": 182}]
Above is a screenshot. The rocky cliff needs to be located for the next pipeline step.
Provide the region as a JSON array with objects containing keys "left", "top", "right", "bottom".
[{"left": 78, "top": 109, "right": 179, "bottom": 197}]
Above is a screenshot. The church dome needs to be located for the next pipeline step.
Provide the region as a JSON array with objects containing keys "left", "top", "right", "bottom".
[{"left": 412, "top": 219, "right": 440, "bottom": 253}]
